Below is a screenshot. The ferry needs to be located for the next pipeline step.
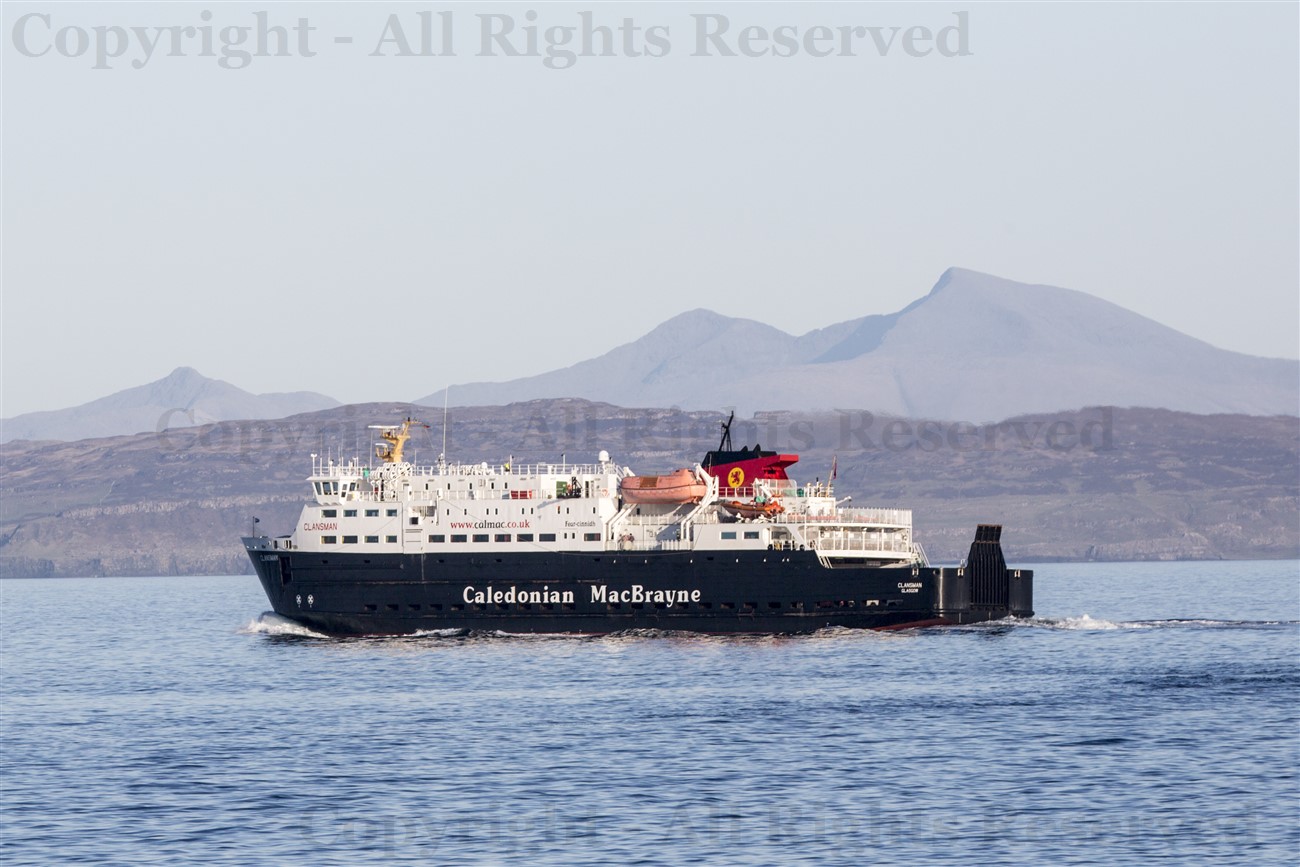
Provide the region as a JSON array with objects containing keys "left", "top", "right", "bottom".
[{"left": 243, "top": 416, "right": 1033, "bottom": 635}]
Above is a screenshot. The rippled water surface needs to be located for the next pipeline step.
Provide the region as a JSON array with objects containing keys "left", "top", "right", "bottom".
[{"left": 2, "top": 561, "right": 1297, "bottom": 865}]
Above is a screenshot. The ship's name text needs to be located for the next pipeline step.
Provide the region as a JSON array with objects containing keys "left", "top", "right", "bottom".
[
  {"left": 591, "top": 585, "right": 702, "bottom": 606},
  {"left": 304, "top": 522, "right": 338, "bottom": 531},
  {"left": 461, "top": 584, "right": 704, "bottom": 607},
  {"left": 463, "top": 585, "right": 575, "bottom": 605}
]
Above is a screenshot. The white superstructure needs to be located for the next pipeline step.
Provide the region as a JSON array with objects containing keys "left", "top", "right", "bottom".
[{"left": 267, "top": 420, "right": 924, "bottom": 569}]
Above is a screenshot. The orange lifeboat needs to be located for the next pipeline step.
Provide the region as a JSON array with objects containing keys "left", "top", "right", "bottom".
[
  {"left": 720, "top": 499, "right": 785, "bottom": 520},
  {"left": 620, "top": 469, "right": 708, "bottom": 505}
]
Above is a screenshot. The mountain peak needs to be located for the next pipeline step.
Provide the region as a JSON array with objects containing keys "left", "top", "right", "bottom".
[
  {"left": 928, "top": 266, "right": 1010, "bottom": 296},
  {"left": 417, "top": 268, "right": 1298, "bottom": 420},
  {"left": 1, "top": 369, "right": 338, "bottom": 443}
]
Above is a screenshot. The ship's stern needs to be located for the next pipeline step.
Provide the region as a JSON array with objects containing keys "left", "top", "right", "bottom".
[{"left": 936, "top": 525, "right": 1033, "bottom": 624}]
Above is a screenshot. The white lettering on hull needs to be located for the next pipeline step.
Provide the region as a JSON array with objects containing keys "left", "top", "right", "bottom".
[
  {"left": 590, "top": 585, "right": 702, "bottom": 607},
  {"left": 462, "top": 585, "right": 575, "bottom": 605}
]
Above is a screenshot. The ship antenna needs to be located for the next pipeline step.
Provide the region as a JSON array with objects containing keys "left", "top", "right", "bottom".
[
  {"left": 718, "top": 410, "right": 734, "bottom": 452},
  {"left": 441, "top": 386, "right": 450, "bottom": 462}
]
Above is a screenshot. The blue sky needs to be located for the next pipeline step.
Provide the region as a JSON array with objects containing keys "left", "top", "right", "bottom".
[{"left": 3, "top": 1, "right": 1297, "bottom": 416}]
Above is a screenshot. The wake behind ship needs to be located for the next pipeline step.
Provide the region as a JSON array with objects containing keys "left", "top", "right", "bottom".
[{"left": 243, "top": 417, "right": 1033, "bottom": 635}]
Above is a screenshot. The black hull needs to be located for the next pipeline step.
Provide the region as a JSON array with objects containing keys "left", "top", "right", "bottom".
[{"left": 244, "top": 532, "right": 1032, "bottom": 636}]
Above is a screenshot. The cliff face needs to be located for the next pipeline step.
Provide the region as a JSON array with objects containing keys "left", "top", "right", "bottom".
[{"left": 1, "top": 401, "right": 1296, "bottom": 578}]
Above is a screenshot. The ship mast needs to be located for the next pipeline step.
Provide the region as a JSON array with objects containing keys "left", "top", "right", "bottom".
[
  {"left": 717, "top": 411, "right": 735, "bottom": 452},
  {"left": 371, "top": 417, "right": 427, "bottom": 464}
]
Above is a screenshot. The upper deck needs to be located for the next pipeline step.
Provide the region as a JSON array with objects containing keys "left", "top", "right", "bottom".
[{"left": 270, "top": 439, "right": 923, "bottom": 567}]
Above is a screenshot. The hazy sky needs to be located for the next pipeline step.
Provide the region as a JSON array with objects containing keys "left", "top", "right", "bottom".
[{"left": 3, "top": 1, "right": 1297, "bottom": 417}]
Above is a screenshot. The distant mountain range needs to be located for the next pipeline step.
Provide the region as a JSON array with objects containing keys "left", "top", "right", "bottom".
[
  {"left": 4, "top": 269, "right": 1297, "bottom": 444},
  {"left": 0, "top": 367, "right": 338, "bottom": 444},
  {"left": 418, "top": 268, "right": 1299, "bottom": 420}
]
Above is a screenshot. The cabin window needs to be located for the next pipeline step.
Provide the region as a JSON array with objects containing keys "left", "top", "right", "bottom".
[
  {"left": 365, "top": 509, "right": 379, "bottom": 518},
  {"left": 584, "top": 533, "right": 601, "bottom": 542},
  {"left": 429, "top": 534, "right": 445, "bottom": 543},
  {"left": 365, "top": 535, "right": 379, "bottom": 544},
  {"left": 387, "top": 509, "right": 398, "bottom": 517},
  {"left": 451, "top": 535, "right": 467, "bottom": 543},
  {"left": 322, "top": 509, "right": 336, "bottom": 518},
  {"left": 386, "top": 535, "right": 397, "bottom": 544},
  {"left": 321, "top": 536, "right": 337, "bottom": 544},
  {"left": 473, "top": 534, "right": 489, "bottom": 543},
  {"left": 540, "top": 533, "right": 556, "bottom": 542},
  {"left": 722, "top": 531, "right": 737, "bottom": 540},
  {"left": 744, "top": 531, "right": 760, "bottom": 540},
  {"left": 517, "top": 534, "right": 534, "bottom": 542},
  {"left": 342, "top": 535, "right": 357, "bottom": 544},
  {"left": 344, "top": 509, "right": 357, "bottom": 518},
  {"left": 495, "top": 534, "right": 510, "bottom": 543}
]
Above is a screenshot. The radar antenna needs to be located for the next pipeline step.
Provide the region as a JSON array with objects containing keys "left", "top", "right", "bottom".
[{"left": 369, "top": 417, "right": 428, "bottom": 464}]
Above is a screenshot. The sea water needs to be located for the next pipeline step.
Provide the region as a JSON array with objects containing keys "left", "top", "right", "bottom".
[{"left": 1, "top": 561, "right": 1296, "bottom": 866}]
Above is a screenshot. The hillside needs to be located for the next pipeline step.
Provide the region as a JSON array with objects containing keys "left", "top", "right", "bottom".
[
  {"left": 420, "top": 269, "right": 1299, "bottom": 420},
  {"left": 0, "top": 367, "right": 339, "bottom": 443},
  {"left": 1, "top": 401, "right": 1295, "bottom": 578}
]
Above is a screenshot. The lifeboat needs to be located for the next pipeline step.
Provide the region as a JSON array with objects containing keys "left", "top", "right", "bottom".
[
  {"left": 720, "top": 499, "right": 785, "bottom": 520},
  {"left": 620, "top": 469, "right": 708, "bottom": 505}
]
